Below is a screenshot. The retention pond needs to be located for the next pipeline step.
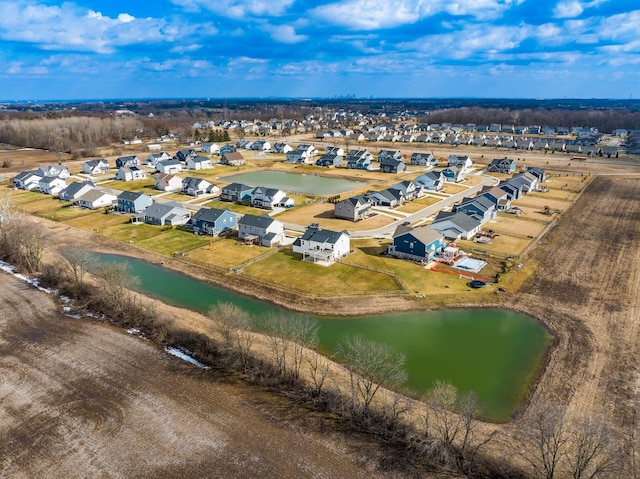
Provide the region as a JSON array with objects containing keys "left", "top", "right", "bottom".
[
  {"left": 219, "top": 171, "right": 367, "bottom": 195},
  {"left": 98, "top": 253, "right": 552, "bottom": 421}
]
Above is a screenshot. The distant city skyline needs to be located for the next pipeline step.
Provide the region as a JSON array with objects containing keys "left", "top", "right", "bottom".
[{"left": 0, "top": 0, "right": 638, "bottom": 100}]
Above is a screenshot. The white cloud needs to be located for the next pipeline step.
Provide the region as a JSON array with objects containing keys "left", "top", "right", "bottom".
[
  {"left": 264, "top": 25, "right": 308, "bottom": 44},
  {"left": 553, "top": 0, "right": 610, "bottom": 19},
  {"left": 311, "top": 0, "right": 521, "bottom": 30},
  {"left": 0, "top": 1, "right": 200, "bottom": 54},
  {"left": 170, "top": 44, "right": 203, "bottom": 53},
  {"left": 171, "top": 0, "right": 294, "bottom": 18}
]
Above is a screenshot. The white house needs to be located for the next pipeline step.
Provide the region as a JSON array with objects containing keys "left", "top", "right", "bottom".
[
  {"left": 182, "top": 177, "right": 219, "bottom": 196},
  {"left": 156, "top": 159, "right": 183, "bottom": 174},
  {"left": 447, "top": 155, "right": 473, "bottom": 171},
  {"left": 116, "top": 167, "right": 147, "bottom": 181},
  {"left": 186, "top": 156, "right": 212, "bottom": 170},
  {"left": 58, "top": 181, "right": 95, "bottom": 201},
  {"left": 292, "top": 224, "right": 350, "bottom": 264},
  {"left": 13, "top": 170, "right": 43, "bottom": 190},
  {"left": 250, "top": 187, "right": 287, "bottom": 209},
  {"left": 200, "top": 142, "right": 220, "bottom": 154},
  {"left": 37, "top": 165, "right": 70, "bottom": 179},
  {"left": 237, "top": 214, "right": 285, "bottom": 247},
  {"left": 153, "top": 173, "right": 183, "bottom": 192},
  {"left": 75, "top": 189, "right": 117, "bottom": 209},
  {"left": 82, "top": 158, "right": 110, "bottom": 175},
  {"left": 39, "top": 176, "right": 67, "bottom": 195},
  {"left": 146, "top": 152, "right": 171, "bottom": 167}
]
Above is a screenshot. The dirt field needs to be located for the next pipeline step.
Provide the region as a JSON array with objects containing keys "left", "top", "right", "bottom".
[{"left": 0, "top": 274, "right": 413, "bottom": 479}]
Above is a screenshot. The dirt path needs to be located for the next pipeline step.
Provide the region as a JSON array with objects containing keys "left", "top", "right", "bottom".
[{"left": 0, "top": 274, "right": 415, "bottom": 479}]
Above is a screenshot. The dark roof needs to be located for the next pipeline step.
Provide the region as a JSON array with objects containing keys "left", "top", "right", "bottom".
[
  {"left": 432, "top": 211, "right": 482, "bottom": 232},
  {"left": 223, "top": 182, "right": 253, "bottom": 192},
  {"left": 192, "top": 207, "right": 234, "bottom": 223},
  {"left": 300, "top": 227, "right": 348, "bottom": 244},
  {"left": 117, "top": 191, "right": 148, "bottom": 201},
  {"left": 394, "top": 224, "right": 443, "bottom": 244},
  {"left": 238, "top": 214, "right": 277, "bottom": 229},
  {"left": 223, "top": 152, "right": 244, "bottom": 161}
]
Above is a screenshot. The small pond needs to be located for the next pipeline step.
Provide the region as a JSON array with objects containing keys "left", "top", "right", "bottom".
[
  {"left": 220, "top": 171, "right": 366, "bottom": 195},
  {"left": 97, "top": 253, "right": 552, "bottom": 421}
]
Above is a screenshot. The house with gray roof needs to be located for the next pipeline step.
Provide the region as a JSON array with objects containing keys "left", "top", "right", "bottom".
[
  {"left": 237, "top": 214, "right": 285, "bottom": 247},
  {"left": 186, "top": 156, "right": 212, "bottom": 170},
  {"left": 388, "top": 224, "right": 445, "bottom": 263},
  {"left": 188, "top": 207, "right": 237, "bottom": 236},
  {"left": 82, "top": 158, "right": 110, "bottom": 175},
  {"left": 75, "top": 189, "right": 117, "bottom": 210},
  {"left": 410, "top": 152, "right": 438, "bottom": 166},
  {"left": 487, "top": 158, "right": 516, "bottom": 174},
  {"left": 453, "top": 196, "right": 497, "bottom": 223},
  {"left": 115, "top": 155, "right": 140, "bottom": 168},
  {"left": 37, "top": 165, "right": 70, "bottom": 179},
  {"left": 431, "top": 211, "right": 483, "bottom": 240},
  {"left": 334, "top": 195, "right": 372, "bottom": 221},
  {"left": 315, "top": 153, "right": 343, "bottom": 167},
  {"left": 441, "top": 165, "right": 466, "bottom": 183},
  {"left": 221, "top": 183, "right": 254, "bottom": 203},
  {"left": 146, "top": 152, "right": 171, "bottom": 167},
  {"left": 414, "top": 171, "right": 444, "bottom": 191},
  {"left": 117, "top": 191, "right": 153, "bottom": 214},
  {"left": 174, "top": 149, "right": 198, "bottom": 162},
  {"left": 379, "top": 156, "right": 406, "bottom": 173},
  {"left": 251, "top": 187, "right": 287, "bottom": 209},
  {"left": 292, "top": 224, "right": 350, "bottom": 264},
  {"left": 39, "top": 176, "right": 67, "bottom": 195},
  {"left": 182, "top": 177, "right": 219, "bottom": 196},
  {"left": 144, "top": 203, "right": 191, "bottom": 226},
  {"left": 116, "top": 166, "right": 147, "bottom": 181},
  {"left": 58, "top": 181, "right": 95, "bottom": 201},
  {"left": 366, "top": 188, "right": 404, "bottom": 208},
  {"left": 156, "top": 158, "right": 183, "bottom": 174},
  {"left": 13, "top": 170, "right": 43, "bottom": 190}
]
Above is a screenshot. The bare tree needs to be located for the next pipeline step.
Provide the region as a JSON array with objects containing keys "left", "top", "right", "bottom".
[
  {"left": 262, "top": 312, "right": 318, "bottom": 381},
  {"left": 307, "top": 353, "right": 331, "bottom": 400},
  {"left": 91, "top": 261, "right": 140, "bottom": 318},
  {"left": 208, "top": 302, "right": 254, "bottom": 372},
  {"left": 566, "top": 415, "right": 619, "bottom": 479},
  {"left": 339, "top": 335, "right": 407, "bottom": 419},
  {"left": 1, "top": 218, "right": 46, "bottom": 274},
  {"left": 517, "top": 400, "right": 569, "bottom": 479},
  {"left": 59, "top": 247, "right": 97, "bottom": 290}
]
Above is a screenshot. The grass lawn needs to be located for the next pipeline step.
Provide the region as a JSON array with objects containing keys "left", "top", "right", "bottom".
[
  {"left": 205, "top": 201, "right": 267, "bottom": 216},
  {"left": 397, "top": 196, "right": 441, "bottom": 213},
  {"left": 458, "top": 234, "right": 532, "bottom": 257},
  {"left": 47, "top": 204, "right": 101, "bottom": 222},
  {"left": 135, "top": 228, "right": 210, "bottom": 256},
  {"left": 440, "top": 183, "right": 470, "bottom": 195},
  {"left": 275, "top": 202, "right": 395, "bottom": 231},
  {"left": 490, "top": 214, "right": 549, "bottom": 237},
  {"left": 513, "top": 195, "right": 572, "bottom": 211},
  {"left": 187, "top": 238, "right": 270, "bottom": 269},
  {"left": 243, "top": 249, "right": 401, "bottom": 294}
]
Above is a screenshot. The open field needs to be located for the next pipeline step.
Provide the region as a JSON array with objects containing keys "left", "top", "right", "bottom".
[
  {"left": 397, "top": 195, "right": 441, "bottom": 213},
  {"left": 187, "top": 238, "right": 272, "bottom": 269},
  {"left": 275, "top": 201, "right": 395, "bottom": 231},
  {"left": 0, "top": 274, "right": 402, "bottom": 479},
  {"left": 490, "top": 214, "right": 548, "bottom": 237}
]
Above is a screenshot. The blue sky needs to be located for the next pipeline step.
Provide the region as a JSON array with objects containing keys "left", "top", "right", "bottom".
[{"left": 0, "top": 0, "right": 639, "bottom": 100}]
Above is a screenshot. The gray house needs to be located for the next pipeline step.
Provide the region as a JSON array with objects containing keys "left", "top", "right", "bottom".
[
  {"left": 182, "top": 177, "right": 219, "bottom": 196},
  {"left": 453, "top": 196, "right": 497, "bottom": 224},
  {"left": 82, "top": 158, "right": 110, "bottom": 175},
  {"left": 334, "top": 195, "right": 372, "bottom": 221},
  {"left": 115, "top": 155, "right": 140, "bottom": 168},
  {"left": 117, "top": 191, "right": 153, "bottom": 214},
  {"left": 379, "top": 157, "right": 406, "bottom": 173},
  {"left": 188, "top": 207, "right": 237, "bottom": 236},
  {"left": 144, "top": 203, "right": 191, "bottom": 226},
  {"left": 414, "top": 171, "right": 444, "bottom": 191},
  {"left": 58, "top": 181, "right": 95, "bottom": 201},
  {"left": 431, "top": 211, "right": 483, "bottom": 240},
  {"left": 221, "top": 183, "right": 254, "bottom": 203},
  {"left": 410, "top": 152, "right": 438, "bottom": 166},
  {"left": 237, "top": 214, "right": 285, "bottom": 247}
]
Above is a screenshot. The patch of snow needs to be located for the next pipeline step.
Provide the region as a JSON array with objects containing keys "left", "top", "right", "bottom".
[
  {"left": 164, "top": 346, "right": 210, "bottom": 370},
  {"left": 0, "top": 260, "right": 55, "bottom": 294}
]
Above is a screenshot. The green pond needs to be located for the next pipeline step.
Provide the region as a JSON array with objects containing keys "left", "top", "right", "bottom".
[
  {"left": 220, "top": 170, "right": 366, "bottom": 195},
  {"left": 97, "top": 254, "right": 552, "bottom": 421}
]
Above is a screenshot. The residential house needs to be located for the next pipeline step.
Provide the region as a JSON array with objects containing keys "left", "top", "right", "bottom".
[
  {"left": 346, "top": 150, "right": 374, "bottom": 170},
  {"left": 174, "top": 149, "right": 198, "bottom": 162},
  {"left": 325, "top": 146, "right": 345, "bottom": 156},
  {"left": 117, "top": 191, "right": 153, "bottom": 214},
  {"left": 441, "top": 165, "right": 466, "bottom": 183},
  {"left": 39, "top": 176, "right": 66, "bottom": 195},
  {"left": 526, "top": 167, "right": 547, "bottom": 183},
  {"left": 13, "top": 170, "right": 43, "bottom": 190},
  {"left": 334, "top": 195, "right": 372, "bottom": 221},
  {"left": 156, "top": 158, "right": 183, "bottom": 174},
  {"left": 379, "top": 157, "right": 406, "bottom": 173},
  {"left": 390, "top": 180, "right": 420, "bottom": 200},
  {"left": 447, "top": 155, "right": 473, "bottom": 170},
  {"left": 250, "top": 187, "right": 287, "bottom": 209},
  {"left": 75, "top": 189, "right": 117, "bottom": 210},
  {"left": 182, "top": 177, "right": 219, "bottom": 196},
  {"left": 272, "top": 143, "right": 292, "bottom": 154},
  {"left": 82, "top": 158, "right": 110, "bottom": 175},
  {"left": 410, "top": 152, "right": 438, "bottom": 166},
  {"left": 188, "top": 207, "right": 237, "bottom": 236},
  {"left": 200, "top": 142, "right": 220, "bottom": 154},
  {"left": 315, "top": 153, "right": 343, "bottom": 167},
  {"left": 366, "top": 188, "right": 404, "bottom": 208},
  {"left": 453, "top": 196, "right": 497, "bottom": 223},
  {"left": 507, "top": 171, "right": 539, "bottom": 193},
  {"left": 292, "top": 224, "right": 350, "bottom": 264},
  {"left": 37, "top": 165, "right": 70, "bottom": 179},
  {"left": 431, "top": 211, "right": 483, "bottom": 240},
  {"left": 250, "top": 140, "right": 271, "bottom": 151},
  {"left": 153, "top": 173, "right": 182, "bottom": 192},
  {"left": 220, "top": 151, "right": 245, "bottom": 166},
  {"left": 388, "top": 224, "right": 445, "bottom": 262},
  {"left": 220, "top": 183, "right": 254, "bottom": 203},
  {"left": 238, "top": 214, "right": 285, "bottom": 247},
  {"left": 115, "top": 155, "right": 140, "bottom": 168},
  {"left": 498, "top": 181, "right": 524, "bottom": 201},
  {"left": 58, "top": 181, "right": 95, "bottom": 201},
  {"left": 144, "top": 203, "right": 191, "bottom": 226},
  {"left": 219, "top": 144, "right": 236, "bottom": 155},
  {"left": 378, "top": 150, "right": 402, "bottom": 162},
  {"left": 487, "top": 158, "right": 517, "bottom": 174},
  {"left": 414, "top": 171, "right": 444, "bottom": 191},
  {"left": 116, "top": 167, "right": 147, "bottom": 181},
  {"left": 479, "top": 186, "right": 511, "bottom": 211},
  {"left": 186, "top": 156, "right": 212, "bottom": 170},
  {"left": 146, "top": 152, "right": 171, "bottom": 167}
]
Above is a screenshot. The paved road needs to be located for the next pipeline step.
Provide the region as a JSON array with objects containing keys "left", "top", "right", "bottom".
[{"left": 282, "top": 173, "right": 498, "bottom": 238}]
